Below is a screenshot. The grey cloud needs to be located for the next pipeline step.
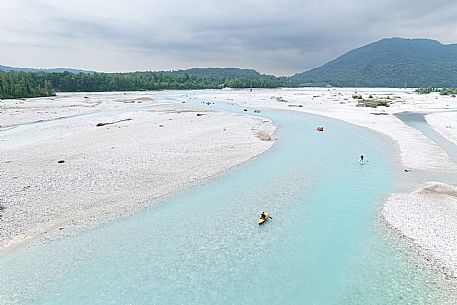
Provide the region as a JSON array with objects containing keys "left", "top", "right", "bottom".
[{"left": 1, "top": 0, "right": 457, "bottom": 75}]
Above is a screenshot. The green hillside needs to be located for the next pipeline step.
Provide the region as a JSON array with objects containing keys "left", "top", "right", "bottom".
[
  {"left": 292, "top": 38, "right": 457, "bottom": 87},
  {"left": 172, "top": 68, "right": 264, "bottom": 78}
]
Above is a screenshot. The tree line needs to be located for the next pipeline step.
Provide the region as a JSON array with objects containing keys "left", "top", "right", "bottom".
[
  {"left": 4, "top": 70, "right": 457, "bottom": 100},
  {"left": 0, "top": 72, "right": 54, "bottom": 99},
  {"left": 0, "top": 71, "right": 297, "bottom": 99}
]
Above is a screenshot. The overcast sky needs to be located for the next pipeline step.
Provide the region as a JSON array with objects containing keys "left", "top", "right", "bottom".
[{"left": 1, "top": 0, "right": 457, "bottom": 75}]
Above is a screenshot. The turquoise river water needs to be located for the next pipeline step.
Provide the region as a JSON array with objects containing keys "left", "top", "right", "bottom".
[{"left": 0, "top": 94, "right": 451, "bottom": 304}]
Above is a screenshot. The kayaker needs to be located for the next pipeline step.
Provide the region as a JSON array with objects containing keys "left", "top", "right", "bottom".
[{"left": 260, "top": 212, "right": 272, "bottom": 219}]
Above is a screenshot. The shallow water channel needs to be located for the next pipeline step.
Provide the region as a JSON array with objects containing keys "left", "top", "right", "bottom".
[
  {"left": 0, "top": 95, "right": 452, "bottom": 304},
  {"left": 396, "top": 111, "right": 457, "bottom": 164}
]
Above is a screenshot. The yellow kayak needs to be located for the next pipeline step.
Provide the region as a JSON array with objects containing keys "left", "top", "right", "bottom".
[{"left": 258, "top": 211, "right": 269, "bottom": 225}]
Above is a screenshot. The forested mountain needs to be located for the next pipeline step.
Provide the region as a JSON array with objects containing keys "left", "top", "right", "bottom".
[
  {"left": 172, "top": 68, "right": 264, "bottom": 78},
  {"left": 292, "top": 38, "right": 457, "bottom": 87},
  {"left": 0, "top": 65, "right": 93, "bottom": 74},
  {"left": 0, "top": 66, "right": 264, "bottom": 78},
  {"left": 3, "top": 37, "right": 457, "bottom": 99}
]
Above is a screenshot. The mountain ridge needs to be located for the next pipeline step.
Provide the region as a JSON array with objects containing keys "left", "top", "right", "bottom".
[
  {"left": 171, "top": 67, "right": 266, "bottom": 78},
  {"left": 4, "top": 37, "right": 457, "bottom": 87},
  {"left": 292, "top": 37, "right": 457, "bottom": 87},
  {"left": 0, "top": 65, "right": 268, "bottom": 78},
  {"left": 0, "top": 65, "right": 94, "bottom": 74}
]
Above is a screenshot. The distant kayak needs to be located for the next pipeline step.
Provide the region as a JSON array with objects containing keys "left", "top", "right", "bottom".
[{"left": 259, "top": 211, "right": 270, "bottom": 225}]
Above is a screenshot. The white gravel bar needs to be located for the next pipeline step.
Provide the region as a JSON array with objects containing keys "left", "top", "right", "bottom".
[
  {"left": 382, "top": 182, "right": 457, "bottom": 277},
  {"left": 0, "top": 92, "right": 275, "bottom": 254}
]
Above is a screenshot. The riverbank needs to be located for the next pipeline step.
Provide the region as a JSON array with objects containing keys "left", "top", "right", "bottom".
[
  {"left": 3, "top": 88, "right": 457, "bottom": 283},
  {"left": 426, "top": 112, "right": 457, "bottom": 147},
  {"left": 189, "top": 88, "right": 457, "bottom": 278},
  {"left": 382, "top": 182, "right": 457, "bottom": 278},
  {"left": 193, "top": 88, "right": 457, "bottom": 171},
  {"left": 0, "top": 92, "right": 275, "bottom": 254}
]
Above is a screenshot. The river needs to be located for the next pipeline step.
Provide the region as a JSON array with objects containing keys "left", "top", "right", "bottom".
[{"left": 0, "top": 93, "right": 451, "bottom": 304}]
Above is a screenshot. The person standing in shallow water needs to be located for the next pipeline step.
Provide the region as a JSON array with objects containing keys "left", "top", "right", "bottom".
[{"left": 360, "top": 155, "right": 364, "bottom": 164}]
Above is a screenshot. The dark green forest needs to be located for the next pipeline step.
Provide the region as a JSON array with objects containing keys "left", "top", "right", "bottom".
[
  {"left": 0, "top": 72, "right": 54, "bottom": 99},
  {"left": 0, "top": 70, "right": 295, "bottom": 99}
]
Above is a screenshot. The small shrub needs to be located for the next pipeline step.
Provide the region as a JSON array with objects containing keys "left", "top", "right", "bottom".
[
  {"left": 356, "top": 99, "right": 390, "bottom": 108},
  {"left": 416, "top": 87, "right": 439, "bottom": 94},
  {"left": 440, "top": 88, "right": 457, "bottom": 96}
]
